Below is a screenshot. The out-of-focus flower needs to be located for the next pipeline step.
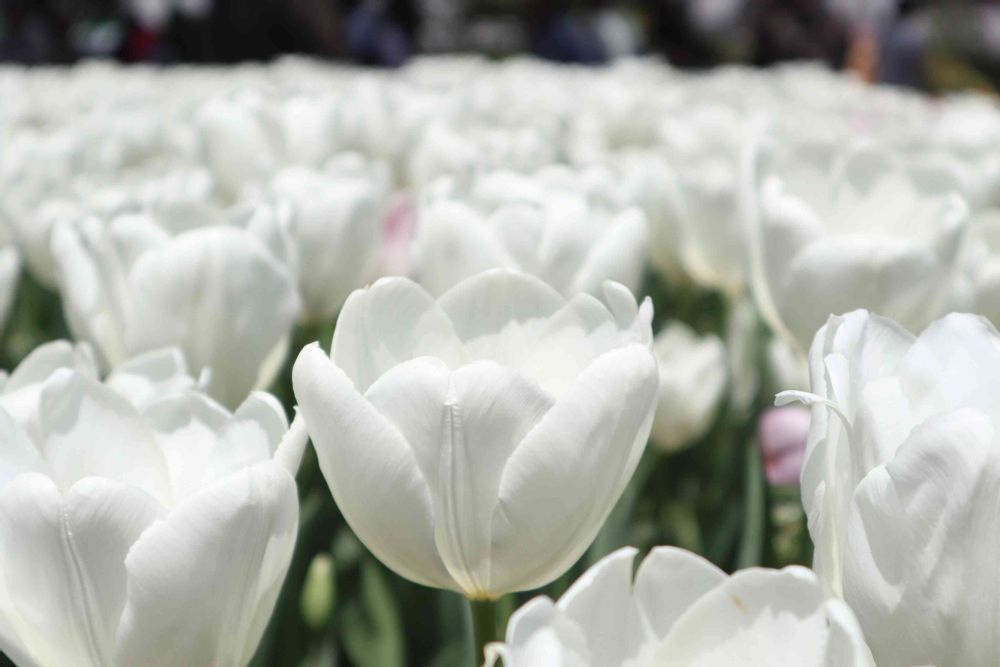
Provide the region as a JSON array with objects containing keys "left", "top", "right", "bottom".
[
  {"left": 292, "top": 270, "right": 658, "bottom": 598},
  {"left": 958, "top": 210, "right": 1000, "bottom": 328},
  {"left": 51, "top": 212, "right": 300, "bottom": 408},
  {"left": 779, "top": 310, "right": 1000, "bottom": 667},
  {"left": 485, "top": 546, "right": 871, "bottom": 667},
  {"left": 658, "top": 104, "right": 752, "bottom": 298},
  {"left": 650, "top": 321, "right": 726, "bottom": 452},
  {"left": 197, "top": 94, "right": 283, "bottom": 201},
  {"left": 270, "top": 154, "right": 390, "bottom": 320},
  {"left": 412, "top": 168, "right": 648, "bottom": 298},
  {"left": 758, "top": 405, "right": 810, "bottom": 486},
  {"left": 751, "top": 152, "right": 969, "bottom": 354},
  {"left": 379, "top": 192, "right": 416, "bottom": 277},
  {"left": 0, "top": 343, "right": 305, "bottom": 667}
]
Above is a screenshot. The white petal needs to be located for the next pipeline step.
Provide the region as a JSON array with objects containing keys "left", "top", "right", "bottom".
[
  {"left": 489, "top": 345, "right": 658, "bottom": 591},
  {"left": 115, "top": 462, "right": 297, "bottom": 667},
  {"left": 437, "top": 269, "right": 565, "bottom": 345},
  {"left": 126, "top": 226, "right": 300, "bottom": 408},
  {"left": 430, "top": 361, "right": 554, "bottom": 597},
  {"left": 571, "top": 209, "right": 648, "bottom": 298},
  {"left": 0, "top": 407, "right": 45, "bottom": 490},
  {"left": 292, "top": 344, "right": 454, "bottom": 590},
  {"left": 557, "top": 547, "right": 646, "bottom": 666},
  {"left": 0, "top": 474, "right": 164, "bottom": 667},
  {"left": 330, "top": 277, "right": 466, "bottom": 392},
  {"left": 632, "top": 546, "right": 726, "bottom": 642},
  {"left": 105, "top": 347, "right": 195, "bottom": 408},
  {"left": 37, "top": 369, "right": 172, "bottom": 504},
  {"left": 655, "top": 566, "right": 870, "bottom": 666},
  {"left": 843, "top": 409, "right": 1000, "bottom": 667}
]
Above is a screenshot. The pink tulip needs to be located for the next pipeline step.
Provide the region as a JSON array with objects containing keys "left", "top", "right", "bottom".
[{"left": 758, "top": 405, "right": 810, "bottom": 486}]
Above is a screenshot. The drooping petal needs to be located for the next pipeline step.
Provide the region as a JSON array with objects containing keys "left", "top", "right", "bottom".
[
  {"left": 0, "top": 474, "right": 164, "bottom": 667},
  {"left": 115, "top": 462, "right": 297, "bottom": 667}
]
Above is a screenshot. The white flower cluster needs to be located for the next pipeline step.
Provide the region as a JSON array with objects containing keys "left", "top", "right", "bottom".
[{"left": 1, "top": 55, "right": 999, "bottom": 667}]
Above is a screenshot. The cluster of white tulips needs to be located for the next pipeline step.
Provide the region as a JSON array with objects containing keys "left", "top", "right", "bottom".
[{"left": 0, "top": 53, "right": 998, "bottom": 667}]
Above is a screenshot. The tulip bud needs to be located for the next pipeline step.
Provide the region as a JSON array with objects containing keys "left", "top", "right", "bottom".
[{"left": 301, "top": 554, "right": 336, "bottom": 631}]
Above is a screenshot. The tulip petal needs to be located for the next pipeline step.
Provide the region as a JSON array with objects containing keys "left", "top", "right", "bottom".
[
  {"left": 654, "top": 566, "right": 870, "bottom": 666},
  {"left": 115, "top": 462, "right": 297, "bottom": 667},
  {"left": 126, "top": 226, "right": 299, "bottom": 409},
  {"left": 570, "top": 209, "right": 648, "bottom": 297},
  {"left": 843, "top": 408, "right": 999, "bottom": 667},
  {"left": 0, "top": 474, "right": 164, "bottom": 667},
  {"left": 557, "top": 547, "right": 645, "bottom": 666},
  {"left": 633, "top": 546, "right": 727, "bottom": 641},
  {"left": 437, "top": 269, "right": 564, "bottom": 345},
  {"left": 37, "top": 369, "right": 172, "bottom": 504},
  {"left": 292, "top": 344, "right": 455, "bottom": 590},
  {"left": 490, "top": 344, "right": 658, "bottom": 591},
  {"left": 331, "top": 277, "right": 466, "bottom": 392},
  {"left": 0, "top": 407, "right": 45, "bottom": 490},
  {"left": 433, "top": 361, "right": 554, "bottom": 596}
]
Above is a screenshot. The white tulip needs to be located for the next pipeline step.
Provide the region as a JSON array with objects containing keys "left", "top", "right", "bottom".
[
  {"left": 413, "top": 171, "right": 648, "bottom": 299},
  {"left": 649, "top": 321, "right": 726, "bottom": 452},
  {"left": 658, "top": 104, "right": 752, "bottom": 297},
  {"left": 779, "top": 310, "right": 1000, "bottom": 667},
  {"left": 486, "top": 546, "right": 871, "bottom": 667},
  {"left": 270, "top": 155, "right": 390, "bottom": 320},
  {"left": 51, "top": 212, "right": 300, "bottom": 408},
  {"left": 751, "top": 152, "right": 969, "bottom": 354},
  {"left": 0, "top": 344, "right": 305, "bottom": 667},
  {"left": 196, "top": 94, "right": 283, "bottom": 201},
  {"left": 292, "top": 270, "right": 658, "bottom": 598}
]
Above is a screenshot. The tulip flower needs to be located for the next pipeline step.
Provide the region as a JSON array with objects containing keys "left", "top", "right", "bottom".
[
  {"left": 485, "top": 546, "right": 871, "bottom": 667},
  {"left": 51, "top": 212, "right": 300, "bottom": 408},
  {"left": 292, "top": 270, "right": 658, "bottom": 598},
  {"left": 649, "top": 321, "right": 726, "bottom": 452},
  {"left": 0, "top": 345, "right": 305, "bottom": 667},
  {"left": 778, "top": 310, "right": 1000, "bottom": 667},
  {"left": 412, "top": 170, "right": 648, "bottom": 299},
  {"left": 750, "top": 149, "right": 969, "bottom": 355},
  {"left": 757, "top": 405, "right": 810, "bottom": 487},
  {"left": 269, "top": 155, "right": 390, "bottom": 320}
]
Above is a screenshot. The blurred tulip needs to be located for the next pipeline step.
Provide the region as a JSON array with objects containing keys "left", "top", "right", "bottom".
[
  {"left": 0, "top": 344, "right": 306, "bottom": 667},
  {"left": 750, "top": 152, "right": 969, "bottom": 354},
  {"left": 779, "top": 310, "right": 1000, "bottom": 667},
  {"left": 51, "top": 212, "right": 300, "bottom": 408},
  {"left": 293, "top": 270, "right": 658, "bottom": 598},
  {"left": 649, "top": 321, "right": 726, "bottom": 452},
  {"left": 270, "top": 154, "right": 390, "bottom": 320},
  {"left": 486, "top": 546, "right": 871, "bottom": 667},
  {"left": 757, "top": 405, "right": 810, "bottom": 487},
  {"left": 413, "top": 170, "right": 648, "bottom": 299}
]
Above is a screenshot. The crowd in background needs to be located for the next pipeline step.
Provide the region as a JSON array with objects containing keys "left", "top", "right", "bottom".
[{"left": 4, "top": 0, "right": 1000, "bottom": 91}]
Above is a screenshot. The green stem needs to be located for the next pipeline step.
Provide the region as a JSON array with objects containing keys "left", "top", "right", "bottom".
[{"left": 468, "top": 597, "right": 499, "bottom": 667}]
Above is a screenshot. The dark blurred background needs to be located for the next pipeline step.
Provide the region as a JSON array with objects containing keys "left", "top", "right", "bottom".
[{"left": 3, "top": 0, "right": 1000, "bottom": 91}]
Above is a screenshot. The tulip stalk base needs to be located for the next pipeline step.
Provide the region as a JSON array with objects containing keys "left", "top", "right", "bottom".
[{"left": 469, "top": 597, "right": 499, "bottom": 667}]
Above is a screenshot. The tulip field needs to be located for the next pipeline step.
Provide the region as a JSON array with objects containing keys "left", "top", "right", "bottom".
[{"left": 0, "top": 56, "right": 998, "bottom": 667}]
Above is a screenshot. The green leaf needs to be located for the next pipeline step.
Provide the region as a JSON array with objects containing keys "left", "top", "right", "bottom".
[{"left": 341, "top": 559, "right": 405, "bottom": 667}]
